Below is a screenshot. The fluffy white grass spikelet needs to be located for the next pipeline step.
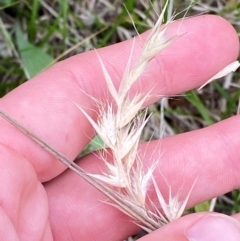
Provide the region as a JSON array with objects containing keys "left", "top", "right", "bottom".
[
  {"left": 77, "top": 0, "right": 191, "bottom": 231},
  {"left": 76, "top": 0, "right": 193, "bottom": 231},
  {"left": 119, "top": 2, "right": 173, "bottom": 97},
  {"left": 152, "top": 177, "right": 197, "bottom": 223}
]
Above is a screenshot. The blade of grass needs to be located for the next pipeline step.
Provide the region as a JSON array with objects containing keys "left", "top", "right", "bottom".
[
  {"left": 125, "top": 0, "right": 135, "bottom": 12},
  {"left": 232, "top": 190, "right": 240, "bottom": 213},
  {"left": 0, "top": 17, "right": 17, "bottom": 56},
  {"left": 15, "top": 22, "right": 54, "bottom": 78},
  {"left": 53, "top": 26, "right": 108, "bottom": 63},
  {"left": 81, "top": 135, "right": 105, "bottom": 156},
  {"left": 194, "top": 200, "right": 210, "bottom": 212},
  {"left": 212, "top": 81, "right": 231, "bottom": 101},
  {"left": 57, "top": 0, "right": 68, "bottom": 44},
  {"left": 0, "top": 0, "right": 19, "bottom": 9},
  {"left": 29, "top": 0, "right": 40, "bottom": 42},
  {"left": 186, "top": 90, "right": 214, "bottom": 125}
]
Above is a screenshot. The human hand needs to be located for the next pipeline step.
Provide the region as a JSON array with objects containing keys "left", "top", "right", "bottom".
[{"left": 0, "top": 15, "right": 239, "bottom": 241}]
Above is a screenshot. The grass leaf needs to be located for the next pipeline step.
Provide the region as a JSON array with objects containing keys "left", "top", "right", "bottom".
[
  {"left": 15, "top": 22, "right": 54, "bottom": 78},
  {"left": 186, "top": 90, "right": 214, "bottom": 125},
  {"left": 194, "top": 201, "right": 210, "bottom": 212}
]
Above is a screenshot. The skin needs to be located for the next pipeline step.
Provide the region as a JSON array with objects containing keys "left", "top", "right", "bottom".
[{"left": 0, "top": 15, "right": 239, "bottom": 240}]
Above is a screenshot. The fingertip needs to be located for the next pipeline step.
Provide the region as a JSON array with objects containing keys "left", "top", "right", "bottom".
[
  {"left": 156, "top": 14, "right": 239, "bottom": 94},
  {"left": 197, "top": 14, "right": 239, "bottom": 64},
  {"left": 186, "top": 214, "right": 240, "bottom": 241},
  {"left": 139, "top": 213, "right": 240, "bottom": 241}
]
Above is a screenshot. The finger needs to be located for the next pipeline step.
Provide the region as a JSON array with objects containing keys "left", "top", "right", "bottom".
[
  {"left": 46, "top": 114, "right": 240, "bottom": 240},
  {"left": 46, "top": 156, "right": 140, "bottom": 241},
  {"left": 0, "top": 15, "right": 238, "bottom": 181},
  {"left": 139, "top": 213, "right": 240, "bottom": 241},
  {"left": 0, "top": 144, "right": 51, "bottom": 241},
  {"left": 147, "top": 115, "right": 240, "bottom": 207},
  {"left": 233, "top": 213, "right": 240, "bottom": 223}
]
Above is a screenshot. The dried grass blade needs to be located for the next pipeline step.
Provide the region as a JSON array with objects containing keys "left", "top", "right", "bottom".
[{"left": 198, "top": 61, "right": 240, "bottom": 90}]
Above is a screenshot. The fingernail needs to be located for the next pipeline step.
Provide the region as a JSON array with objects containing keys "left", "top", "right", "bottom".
[{"left": 186, "top": 215, "right": 240, "bottom": 241}]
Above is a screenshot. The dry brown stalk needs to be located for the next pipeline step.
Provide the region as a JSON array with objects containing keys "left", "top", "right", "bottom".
[{"left": 0, "top": 110, "right": 160, "bottom": 231}]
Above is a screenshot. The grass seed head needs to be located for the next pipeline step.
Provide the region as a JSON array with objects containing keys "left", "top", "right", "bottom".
[{"left": 78, "top": 0, "right": 194, "bottom": 231}]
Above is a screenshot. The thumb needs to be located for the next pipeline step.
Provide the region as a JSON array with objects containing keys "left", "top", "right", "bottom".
[{"left": 139, "top": 213, "right": 240, "bottom": 241}]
